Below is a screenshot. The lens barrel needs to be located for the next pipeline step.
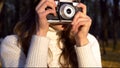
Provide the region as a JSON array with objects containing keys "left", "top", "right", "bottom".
[{"left": 60, "top": 4, "right": 75, "bottom": 19}]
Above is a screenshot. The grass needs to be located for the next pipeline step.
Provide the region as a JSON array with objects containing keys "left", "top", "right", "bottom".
[
  {"left": 102, "top": 49, "right": 120, "bottom": 67},
  {"left": 101, "top": 40, "right": 120, "bottom": 67}
]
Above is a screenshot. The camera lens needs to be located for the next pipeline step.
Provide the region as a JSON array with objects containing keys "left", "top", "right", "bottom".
[
  {"left": 67, "top": 9, "right": 71, "bottom": 14},
  {"left": 60, "top": 4, "right": 75, "bottom": 19}
]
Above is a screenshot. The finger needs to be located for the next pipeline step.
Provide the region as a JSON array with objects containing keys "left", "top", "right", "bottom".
[
  {"left": 76, "top": 19, "right": 91, "bottom": 30},
  {"left": 72, "top": 12, "right": 81, "bottom": 24},
  {"left": 77, "top": 3, "right": 87, "bottom": 15},
  {"left": 48, "top": 0, "right": 57, "bottom": 7},
  {"left": 71, "top": 26, "right": 77, "bottom": 35},
  {"left": 74, "top": 21, "right": 86, "bottom": 33},
  {"left": 72, "top": 11, "right": 86, "bottom": 24},
  {"left": 36, "top": 0, "right": 46, "bottom": 10},
  {"left": 72, "top": 17, "right": 91, "bottom": 32},
  {"left": 36, "top": 0, "right": 56, "bottom": 10},
  {"left": 71, "top": 16, "right": 81, "bottom": 31},
  {"left": 71, "top": 19, "right": 81, "bottom": 34},
  {"left": 76, "top": 21, "right": 90, "bottom": 33},
  {"left": 39, "top": 9, "right": 56, "bottom": 18},
  {"left": 71, "top": 21, "right": 82, "bottom": 34},
  {"left": 36, "top": 1, "right": 56, "bottom": 12},
  {"left": 77, "top": 17, "right": 92, "bottom": 26},
  {"left": 45, "top": 9, "right": 57, "bottom": 16}
]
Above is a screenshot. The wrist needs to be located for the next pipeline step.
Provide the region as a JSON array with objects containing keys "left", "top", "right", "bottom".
[
  {"left": 76, "top": 38, "right": 89, "bottom": 47},
  {"left": 36, "top": 30, "right": 48, "bottom": 37}
]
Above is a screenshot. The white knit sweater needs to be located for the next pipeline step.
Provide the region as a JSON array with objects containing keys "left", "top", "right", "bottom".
[{"left": 0, "top": 28, "right": 102, "bottom": 67}]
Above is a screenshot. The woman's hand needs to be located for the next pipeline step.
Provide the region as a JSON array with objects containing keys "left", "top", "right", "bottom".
[
  {"left": 35, "top": 0, "right": 56, "bottom": 36},
  {"left": 71, "top": 3, "right": 92, "bottom": 46}
]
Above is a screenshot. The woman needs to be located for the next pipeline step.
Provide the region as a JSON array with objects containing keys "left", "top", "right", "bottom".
[{"left": 0, "top": 0, "right": 102, "bottom": 67}]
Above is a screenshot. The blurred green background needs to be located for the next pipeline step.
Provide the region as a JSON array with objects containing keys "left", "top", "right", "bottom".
[{"left": 0, "top": 0, "right": 120, "bottom": 67}]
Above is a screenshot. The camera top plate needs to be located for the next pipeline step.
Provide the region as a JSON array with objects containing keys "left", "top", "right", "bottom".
[{"left": 55, "top": 1, "right": 79, "bottom": 6}]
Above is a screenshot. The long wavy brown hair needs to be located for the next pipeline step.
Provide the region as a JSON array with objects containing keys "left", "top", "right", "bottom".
[{"left": 14, "top": 0, "right": 78, "bottom": 67}]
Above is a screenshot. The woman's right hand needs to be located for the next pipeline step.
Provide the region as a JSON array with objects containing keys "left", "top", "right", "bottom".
[{"left": 35, "top": 0, "right": 56, "bottom": 36}]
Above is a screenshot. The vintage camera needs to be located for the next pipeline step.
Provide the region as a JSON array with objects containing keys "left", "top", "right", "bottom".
[{"left": 47, "top": 1, "right": 81, "bottom": 24}]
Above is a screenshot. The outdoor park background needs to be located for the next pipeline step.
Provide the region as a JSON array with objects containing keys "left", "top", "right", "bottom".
[{"left": 0, "top": 0, "right": 120, "bottom": 67}]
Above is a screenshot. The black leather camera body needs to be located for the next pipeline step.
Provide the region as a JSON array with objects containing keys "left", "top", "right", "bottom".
[{"left": 47, "top": 1, "right": 80, "bottom": 24}]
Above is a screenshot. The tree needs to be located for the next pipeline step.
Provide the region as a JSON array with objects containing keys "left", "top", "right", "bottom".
[
  {"left": 99, "top": 0, "right": 110, "bottom": 55},
  {"left": 0, "top": 0, "right": 3, "bottom": 38},
  {"left": 112, "top": 0, "right": 119, "bottom": 50},
  {"left": 0, "top": 0, "right": 19, "bottom": 37}
]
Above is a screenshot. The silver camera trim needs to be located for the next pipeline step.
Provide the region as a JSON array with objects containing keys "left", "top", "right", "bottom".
[
  {"left": 47, "top": 1, "right": 79, "bottom": 23},
  {"left": 55, "top": 1, "right": 79, "bottom": 7},
  {"left": 60, "top": 4, "right": 76, "bottom": 19}
]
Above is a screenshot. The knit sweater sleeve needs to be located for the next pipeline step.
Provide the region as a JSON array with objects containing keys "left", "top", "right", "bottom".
[
  {"left": 0, "top": 35, "right": 26, "bottom": 67},
  {"left": 0, "top": 35, "right": 50, "bottom": 67},
  {"left": 74, "top": 34, "right": 102, "bottom": 67},
  {"left": 25, "top": 35, "right": 50, "bottom": 67}
]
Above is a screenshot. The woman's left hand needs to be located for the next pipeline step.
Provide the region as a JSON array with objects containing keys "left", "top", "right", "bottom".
[{"left": 71, "top": 3, "right": 92, "bottom": 47}]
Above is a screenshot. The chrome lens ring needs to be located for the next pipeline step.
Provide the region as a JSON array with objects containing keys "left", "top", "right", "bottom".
[{"left": 60, "top": 4, "right": 75, "bottom": 19}]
